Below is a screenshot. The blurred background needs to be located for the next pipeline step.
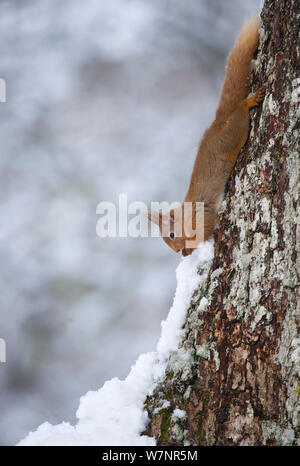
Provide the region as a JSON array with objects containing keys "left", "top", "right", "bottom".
[{"left": 0, "top": 0, "right": 260, "bottom": 445}]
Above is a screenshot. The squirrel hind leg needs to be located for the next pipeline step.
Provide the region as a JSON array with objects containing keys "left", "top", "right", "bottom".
[{"left": 245, "top": 88, "right": 265, "bottom": 110}]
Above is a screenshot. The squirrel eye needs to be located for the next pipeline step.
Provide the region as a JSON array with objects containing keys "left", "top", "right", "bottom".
[{"left": 170, "top": 232, "right": 175, "bottom": 239}]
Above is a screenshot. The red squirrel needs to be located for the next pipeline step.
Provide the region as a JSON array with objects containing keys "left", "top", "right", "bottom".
[{"left": 148, "top": 18, "right": 264, "bottom": 256}]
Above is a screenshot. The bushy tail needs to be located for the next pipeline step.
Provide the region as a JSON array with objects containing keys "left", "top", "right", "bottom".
[{"left": 215, "top": 17, "right": 260, "bottom": 121}]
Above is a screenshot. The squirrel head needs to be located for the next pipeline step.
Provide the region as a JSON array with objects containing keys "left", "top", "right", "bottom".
[{"left": 148, "top": 207, "right": 197, "bottom": 256}]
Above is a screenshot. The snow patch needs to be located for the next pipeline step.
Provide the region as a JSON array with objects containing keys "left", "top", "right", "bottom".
[
  {"left": 18, "top": 240, "right": 214, "bottom": 446},
  {"left": 172, "top": 409, "right": 186, "bottom": 419},
  {"left": 198, "top": 296, "right": 208, "bottom": 311}
]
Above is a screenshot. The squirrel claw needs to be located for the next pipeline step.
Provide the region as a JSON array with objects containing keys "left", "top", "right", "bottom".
[
  {"left": 246, "top": 87, "right": 265, "bottom": 109},
  {"left": 255, "top": 87, "right": 265, "bottom": 104}
]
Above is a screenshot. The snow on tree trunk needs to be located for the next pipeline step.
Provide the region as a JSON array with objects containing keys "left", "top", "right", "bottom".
[{"left": 144, "top": 0, "right": 300, "bottom": 446}]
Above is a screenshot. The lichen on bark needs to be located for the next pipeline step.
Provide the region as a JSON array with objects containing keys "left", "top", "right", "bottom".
[{"left": 144, "top": 0, "right": 300, "bottom": 446}]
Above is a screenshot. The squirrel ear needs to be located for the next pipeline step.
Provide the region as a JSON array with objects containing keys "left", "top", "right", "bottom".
[{"left": 148, "top": 210, "right": 162, "bottom": 226}]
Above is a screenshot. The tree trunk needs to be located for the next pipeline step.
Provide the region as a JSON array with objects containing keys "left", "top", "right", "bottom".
[{"left": 144, "top": 0, "right": 299, "bottom": 446}]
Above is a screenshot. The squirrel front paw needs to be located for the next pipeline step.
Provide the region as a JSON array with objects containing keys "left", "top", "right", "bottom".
[
  {"left": 182, "top": 247, "right": 194, "bottom": 257},
  {"left": 246, "top": 87, "right": 265, "bottom": 109},
  {"left": 254, "top": 87, "right": 265, "bottom": 104}
]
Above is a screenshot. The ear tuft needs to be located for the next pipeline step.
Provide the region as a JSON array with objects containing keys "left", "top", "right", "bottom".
[{"left": 148, "top": 210, "right": 162, "bottom": 226}]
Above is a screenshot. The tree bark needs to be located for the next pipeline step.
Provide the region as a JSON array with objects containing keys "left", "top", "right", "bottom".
[{"left": 144, "top": 0, "right": 299, "bottom": 446}]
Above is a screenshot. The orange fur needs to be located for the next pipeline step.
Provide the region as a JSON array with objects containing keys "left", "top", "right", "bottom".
[{"left": 148, "top": 18, "right": 264, "bottom": 256}]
